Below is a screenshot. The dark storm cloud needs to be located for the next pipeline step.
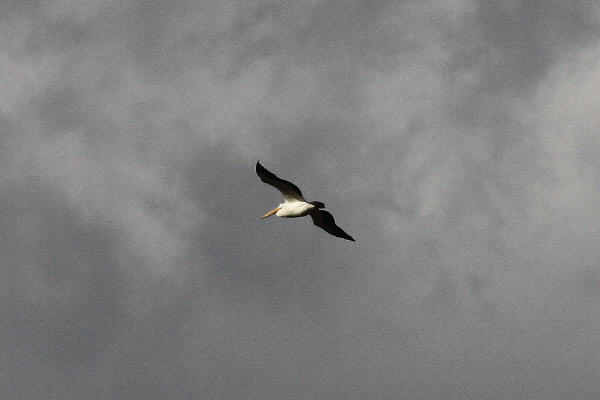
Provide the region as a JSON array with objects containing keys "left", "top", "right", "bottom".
[{"left": 1, "top": 0, "right": 600, "bottom": 398}]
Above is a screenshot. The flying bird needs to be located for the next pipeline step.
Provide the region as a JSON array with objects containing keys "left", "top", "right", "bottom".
[{"left": 256, "top": 161, "right": 355, "bottom": 241}]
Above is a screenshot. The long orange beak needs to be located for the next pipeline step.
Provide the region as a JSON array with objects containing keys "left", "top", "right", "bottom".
[{"left": 261, "top": 207, "right": 281, "bottom": 219}]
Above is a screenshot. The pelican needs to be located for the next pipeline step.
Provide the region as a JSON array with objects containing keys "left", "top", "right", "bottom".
[{"left": 256, "top": 161, "right": 355, "bottom": 241}]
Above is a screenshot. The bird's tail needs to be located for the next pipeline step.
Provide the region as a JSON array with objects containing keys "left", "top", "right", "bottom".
[{"left": 310, "top": 201, "right": 325, "bottom": 209}]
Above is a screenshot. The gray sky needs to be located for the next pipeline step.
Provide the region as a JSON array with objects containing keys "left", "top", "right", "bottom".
[{"left": 2, "top": 1, "right": 600, "bottom": 399}]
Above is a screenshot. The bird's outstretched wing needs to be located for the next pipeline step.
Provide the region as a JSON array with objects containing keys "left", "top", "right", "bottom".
[
  {"left": 256, "top": 161, "right": 306, "bottom": 202},
  {"left": 310, "top": 210, "right": 355, "bottom": 241}
]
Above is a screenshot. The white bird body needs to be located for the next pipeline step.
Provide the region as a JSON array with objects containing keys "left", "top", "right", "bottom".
[
  {"left": 274, "top": 201, "right": 316, "bottom": 218},
  {"left": 256, "top": 162, "right": 355, "bottom": 241}
]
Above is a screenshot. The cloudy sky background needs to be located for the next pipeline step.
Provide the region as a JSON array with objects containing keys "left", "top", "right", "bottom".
[{"left": 2, "top": 1, "right": 600, "bottom": 398}]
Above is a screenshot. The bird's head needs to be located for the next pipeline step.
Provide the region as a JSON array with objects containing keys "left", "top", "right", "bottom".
[{"left": 309, "top": 201, "right": 325, "bottom": 209}]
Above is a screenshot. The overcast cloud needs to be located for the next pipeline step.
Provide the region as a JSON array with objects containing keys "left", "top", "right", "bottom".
[{"left": 1, "top": 1, "right": 600, "bottom": 399}]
